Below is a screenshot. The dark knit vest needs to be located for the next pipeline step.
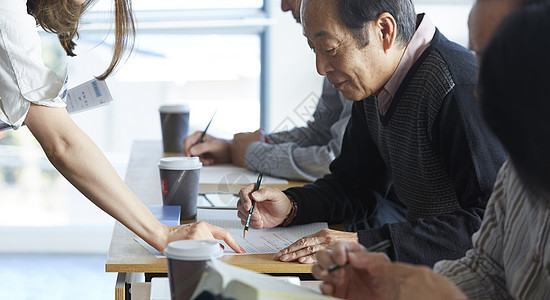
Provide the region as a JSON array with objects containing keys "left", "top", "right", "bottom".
[{"left": 364, "top": 50, "right": 460, "bottom": 219}]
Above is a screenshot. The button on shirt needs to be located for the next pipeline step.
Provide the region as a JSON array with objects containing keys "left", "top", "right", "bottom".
[
  {"left": 434, "top": 160, "right": 550, "bottom": 300},
  {"left": 0, "top": 0, "right": 66, "bottom": 130}
]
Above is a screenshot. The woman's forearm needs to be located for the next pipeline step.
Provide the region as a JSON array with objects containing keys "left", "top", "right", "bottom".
[{"left": 25, "top": 104, "right": 169, "bottom": 250}]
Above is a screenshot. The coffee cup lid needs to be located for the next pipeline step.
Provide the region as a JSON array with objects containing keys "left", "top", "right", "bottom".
[
  {"left": 159, "top": 104, "right": 190, "bottom": 113},
  {"left": 164, "top": 240, "right": 224, "bottom": 260},
  {"left": 158, "top": 157, "right": 202, "bottom": 170}
]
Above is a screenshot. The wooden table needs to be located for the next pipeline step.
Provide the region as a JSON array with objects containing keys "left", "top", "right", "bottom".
[{"left": 106, "top": 140, "right": 311, "bottom": 300}]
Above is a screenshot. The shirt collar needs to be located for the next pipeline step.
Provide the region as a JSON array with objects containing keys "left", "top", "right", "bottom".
[{"left": 378, "top": 14, "right": 436, "bottom": 116}]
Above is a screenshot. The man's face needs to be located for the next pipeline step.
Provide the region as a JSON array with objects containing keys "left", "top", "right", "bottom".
[
  {"left": 468, "top": 0, "right": 514, "bottom": 61},
  {"left": 281, "top": 0, "right": 302, "bottom": 23},
  {"left": 302, "top": 0, "right": 393, "bottom": 101}
]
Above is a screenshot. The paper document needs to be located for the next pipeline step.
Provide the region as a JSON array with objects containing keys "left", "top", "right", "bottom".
[
  {"left": 198, "top": 194, "right": 239, "bottom": 208},
  {"left": 200, "top": 165, "right": 288, "bottom": 185},
  {"left": 136, "top": 237, "right": 164, "bottom": 258},
  {"left": 197, "top": 208, "right": 327, "bottom": 254}
]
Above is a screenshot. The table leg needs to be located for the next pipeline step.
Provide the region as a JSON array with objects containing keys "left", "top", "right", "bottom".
[
  {"left": 115, "top": 272, "right": 146, "bottom": 300},
  {"left": 115, "top": 273, "right": 127, "bottom": 300}
]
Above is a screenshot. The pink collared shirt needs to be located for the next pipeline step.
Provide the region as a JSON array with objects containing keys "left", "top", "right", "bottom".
[{"left": 378, "top": 14, "right": 436, "bottom": 116}]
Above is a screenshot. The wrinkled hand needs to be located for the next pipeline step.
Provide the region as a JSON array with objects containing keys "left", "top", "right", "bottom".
[
  {"left": 183, "top": 131, "right": 231, "bottom": 165},
  {"left": 313, "top": 242, "right": 467, "bottom": 300},
  {"left": 274, "top": 230, "right": 359, "bottom": 263},
  {"left": 237, "top": 185, "right": 292, "bottom": 229},
  {"left": 230, "top": 129, "right": 265, "bottom": 167},
  {"left": 164, "top": 221, "right": 245, "bottom": 253}
]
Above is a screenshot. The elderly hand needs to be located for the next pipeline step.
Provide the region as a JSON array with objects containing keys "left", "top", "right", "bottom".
[
  {"left": 230, "top": 129, "right": 266, "bottom": 167},
  {"left": 164, "top": 221, "right": 245, "bottom": 253},
  {"left": 273, "top": 230, "right": 359, "bottom": 263},
  {"left": 313, "top": 242, "right": 467, "bottom": 300},
  {"left": 236, "top": 185, "right": 292, "bottom": 229},
  {"left": 183, "top": 131, "right": 231, "bottom": 165}
]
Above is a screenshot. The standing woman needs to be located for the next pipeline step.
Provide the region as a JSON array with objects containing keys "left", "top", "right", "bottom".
[{"left": 0, "top": 0, "right": 243, "bottom": 253}]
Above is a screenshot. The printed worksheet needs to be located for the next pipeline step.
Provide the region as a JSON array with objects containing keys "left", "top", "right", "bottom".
[{"left": 196, "top": 208, "right": 327, "bottom": 254}]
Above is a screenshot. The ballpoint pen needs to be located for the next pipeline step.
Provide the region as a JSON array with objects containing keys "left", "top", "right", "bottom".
[
  {"left": 194, "top": 110, "right": 216, "bottom": 145},
  {"left": 327, "top": 239, "right": 391, "bottom": 273},
  {"left": 243, "top": 172, "right": 263, "bottom": 238}
]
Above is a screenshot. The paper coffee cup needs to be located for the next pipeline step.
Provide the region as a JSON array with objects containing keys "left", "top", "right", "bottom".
[
  {"left": 165, "top": 240, "right": 223, "bottom": 300},
  {"left": 159, "top": 104, "right": 190, "bottom": 153},
  {"left": 158, "top": 157, "right": 202, "bottom": 219}
]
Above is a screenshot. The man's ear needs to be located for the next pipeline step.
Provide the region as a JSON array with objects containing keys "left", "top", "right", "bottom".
[{"left": 376, "top": 12, "right": 398, "bottom": 52}]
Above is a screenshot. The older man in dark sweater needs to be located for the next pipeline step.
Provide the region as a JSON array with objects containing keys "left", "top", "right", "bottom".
[{"left": 237, "top": 0, "right": 505, "bottom": 267}]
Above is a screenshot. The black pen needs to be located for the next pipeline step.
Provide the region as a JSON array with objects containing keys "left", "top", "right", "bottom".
[
  {"left": 327, "top": 239, "right": 391, "bottom": 273},
  {"left": 194, "top": 111, "right": 216, "bottom": 145},
  {"left": 243, "top": 173, "right": 263, "bottom": 238}
]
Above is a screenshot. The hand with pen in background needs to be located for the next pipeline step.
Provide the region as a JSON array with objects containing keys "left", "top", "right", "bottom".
[
  {"left": 182, "top": 111, "right": 231, "bottom": 165},
  {"left": 312, "top": 242, "right": 467, "bottom": 300},
  {"left": 183, "top": 131, "right": 232, "bottom": 165},
  {"left": 183, "top": 110, "right": 268, "bottom": 168},
  {"left": 183, "top": 128, "right": 268, "bottom": 168}
]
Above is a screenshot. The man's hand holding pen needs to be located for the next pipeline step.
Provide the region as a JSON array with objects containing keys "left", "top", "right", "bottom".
[
  {"left": 183, "top": 132, "right": 232, "bottom": 165},
  {"left": 237, "top": 186, "right": 294, "bottom": 231},
  {"left": 312, "top": 242, "right": 467, "bottom": 300}
]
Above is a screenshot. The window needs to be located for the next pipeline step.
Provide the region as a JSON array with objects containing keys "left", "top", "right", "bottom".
[{"left": 0, "top": 0, "right": 269, "bottom": 252}]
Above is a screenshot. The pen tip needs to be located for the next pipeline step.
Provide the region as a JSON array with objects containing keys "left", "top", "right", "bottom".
[{"left": 243, "top": 230, "right": 247, "bottom": 238}]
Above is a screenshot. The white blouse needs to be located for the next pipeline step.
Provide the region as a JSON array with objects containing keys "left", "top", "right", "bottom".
[{"left": 0, "top": 0, "right": 66, "bottom": 130}]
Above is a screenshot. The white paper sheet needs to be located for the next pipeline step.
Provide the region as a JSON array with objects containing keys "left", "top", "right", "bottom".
[
  {"left": 197, "top": 194, "right": 239, "bottom": 208},
  {"left": 199, "top": 165, "right": 288, "bottom": 185},
  {"left": 136, "top": 237, "right": 164, "bottom": 258},
  {"left": 196, "top": 208, "right": 327, "bottom": 254}
]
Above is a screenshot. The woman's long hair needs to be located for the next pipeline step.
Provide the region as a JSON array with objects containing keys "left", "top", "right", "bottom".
[{"left": 27, "top": 0, "right": 135, "bottom": 80}]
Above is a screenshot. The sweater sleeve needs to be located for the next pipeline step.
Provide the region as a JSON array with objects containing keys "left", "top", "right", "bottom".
[
  {"left": 244, "top": 79, "right": 352, "bottom": 181},
  {"left": 245, "top": 141, "right": 335, "bottom": 182},
  {"left": 283, "top": 99, "right": 391, "bottom": 228}
]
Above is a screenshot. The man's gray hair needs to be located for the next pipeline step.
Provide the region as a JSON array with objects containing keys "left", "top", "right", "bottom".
[{"left": 337, "top": 0, "right": 417, "bottom": 48}]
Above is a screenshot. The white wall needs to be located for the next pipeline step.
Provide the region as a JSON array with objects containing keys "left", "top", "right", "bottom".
[
  {"left": 265, "top": 0, "right": 474, "bottom": 131},
  {"left": 267, "top": 2, "right": 324, "bottom": 131}
]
